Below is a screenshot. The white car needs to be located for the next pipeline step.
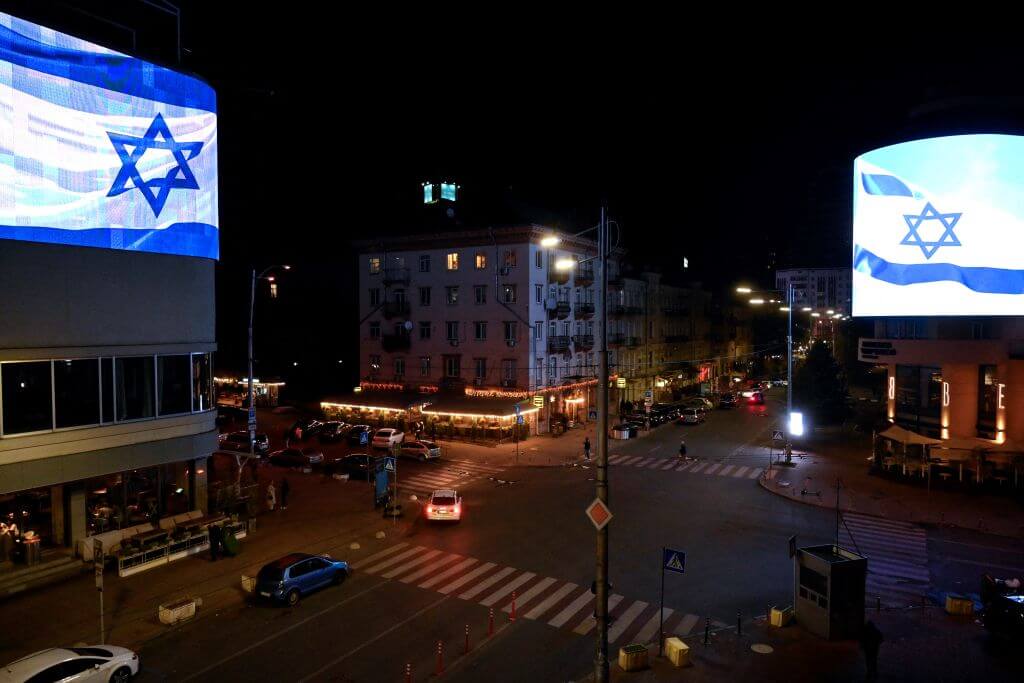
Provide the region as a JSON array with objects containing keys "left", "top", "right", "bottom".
[
  {"left": 677, "top": 408, "right": 705, "bottom": 425},
  {"left": 425, "top": 489, "right": 462, "bottom": 522},
  {"left": 2, "top": 646, "right": 139, "bottom": 683},
  {"left": 399, "top": 440, "right": 441, "bottom": 461},
  {"left": 372, "top": 428, "right": 405, "bottom": 449}
]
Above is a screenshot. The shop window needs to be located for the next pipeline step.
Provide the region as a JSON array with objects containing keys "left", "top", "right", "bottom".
[
  {"left": 978, "top": 365, "right": 998, "bottom": 434},
  {"left": 192, "top": 353, "right": 213, "bottom": 412},
  {"left": 116, "top": 356, "right": 155, "bottom": 421},
  {"left": 1, "top": 361, "right": 53, "bottom": 434},
  {"left": 54, "top": 358, "right": 100, "bottom": 428},
  {"left": 101, "top": 357, "right": 114, "bottom": 423},
  {"left": 158, "top": 355, "right": 192, "bottom": 416}
]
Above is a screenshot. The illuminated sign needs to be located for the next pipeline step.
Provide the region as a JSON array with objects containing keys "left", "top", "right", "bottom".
[
  {"left": 942, "top": 381, "right": 950, "bottom": 407},
  {"left": 888, "top": 376, "right": 896, "bottom": 400},
  {"left": 0, "top": 12, "right": 218, "bottom": 259},
  {"left": 853, "top": 135, "right": 1024, "bottom": 316},
  {"left": 423, "top": 183, "right": 435, "bottom": 204},
  {"left": 998, "top": 383, "right": 1006, "bottom": 410},
  {"left": 441, "top": 183, "right": 457, "bottom": 201}
]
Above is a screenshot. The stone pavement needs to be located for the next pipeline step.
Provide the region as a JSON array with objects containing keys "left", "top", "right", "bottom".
[{"left": 758, "top": 428, "right": 1024, "bottom": 539}]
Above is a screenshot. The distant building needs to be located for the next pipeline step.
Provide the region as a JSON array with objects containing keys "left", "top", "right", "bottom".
[{"left": 776, "top": 268, "right": 852, "bottom": 315}]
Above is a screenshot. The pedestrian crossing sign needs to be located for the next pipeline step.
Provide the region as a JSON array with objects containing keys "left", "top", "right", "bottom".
[
  {"left": 772, "top": 430, "right": 784, "bottom": 441},
  {"left": 663, "top": 547, "right": 686, "bottom": 574},
  {"left": 384, "top": 458, "right": 395, "bottom": 473}
]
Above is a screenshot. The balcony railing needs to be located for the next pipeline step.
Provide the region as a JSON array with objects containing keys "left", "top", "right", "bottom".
[
  {"left": 548, "top": 335, "right": 571, "bottom": 353},
  {"left": 625, "top": 336, "right": 640, "bottom": 348},
  {"left": 608, "top": 333, "right": 626, "bottom": 347},
  {"left": 625, "top": 305, "right": 644, "bottom": 315},
  {"left": 664, "top": 334, "right": 690, "bottom": 343},
  {"left": 382, "top": 267, "right": 410, "bottom": 286},
  {"left": 548, "top": 300, "right": 571, "bottom": 319},
  {"left": 661, "top": 306, "right": 689, "bottom": 317},
  {"left": 381, "top": 333, "right": 411, "bottom": 352},
  {"left": 575, "top": 265, "right": 595, "bottom": 285},
  {"left": 572, "top": 334, "right": 594, "bottom": 349},
  {"left": 383, "top": 301, "right": 410, "bottom": 318},
  {"left": 575, "top": 302, "right": 595, "bottom": 317},
  {"left": 609, "top": 303, "right": 626, "bottom": 316},
  {"left": 548, "top": 268, "right": 570, "bottom": 285}
]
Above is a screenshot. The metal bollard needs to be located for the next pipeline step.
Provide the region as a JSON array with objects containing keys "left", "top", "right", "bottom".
[
  {"left": 436, "top": 640, "right": 444, "bottom": 676},
  {"left": 464, "top": 624, "right": 470, "bottom": 654},
  {"left": 488, "top": 607, "right": 494, "bottom": 636},
  {"left": 405, "top": 663, "right": 412, "bottom": 683},
  {"left": 737, "top": 609, "right": 742, "bottom": 636},
  {"left": 704, "top": 616, "right": 710, "bottom": 645},
  {"left": 510, "top": 590, "right": 517, "bottom": 622}
]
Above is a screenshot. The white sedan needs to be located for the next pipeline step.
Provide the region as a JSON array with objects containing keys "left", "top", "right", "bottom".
[
  {"left": 2, "top": 645, "right": 139, "bottom": 683},
  {"left": 372, "top": 428, "right": 405, "bottom": 449},
  {"left": 425, "top": 489, "right": 462, "bottom": 522},
  {"left": 399, "top": 440, "right": 441, "bottom": 461}
]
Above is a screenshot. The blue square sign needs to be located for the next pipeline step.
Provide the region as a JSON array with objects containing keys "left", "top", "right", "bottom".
[{"left": 663, "top": 547, "right": 685, "bottom": 575}]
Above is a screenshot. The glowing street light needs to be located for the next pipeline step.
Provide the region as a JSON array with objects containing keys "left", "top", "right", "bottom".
[
  {"left": 801, "top": 307, "right": 812, "bottom": 312},
  {"left": 811, "top": 312, "right": 821, "bottom": 317},
  {"left": 555, "top": 257, "right": 576, "bottom": 271},
  {"left": 779, "top": 306, "right": 791, "bottom": 312},
  {"left": 736, "top": 287, "right": 752, "bottom": 294},
  {"left": 826, "top": 309, "right": 834, "bottom": 315},
  {"left": 540, "top": 235, "right": 561, "bottom": 247},
  {"left": 749, "top": 298, "right": 765, "bottom": 305}
]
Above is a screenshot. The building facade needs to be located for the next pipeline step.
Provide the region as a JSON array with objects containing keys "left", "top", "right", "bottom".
[{"left": 776, "top": 268, "right": 852, "bottom": 315}]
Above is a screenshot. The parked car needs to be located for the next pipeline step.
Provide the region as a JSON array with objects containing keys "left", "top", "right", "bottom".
[
  {"left": 425, "top": 489, "right": 462, "bottom": 522},
  {"left": 218, "top": 430, "right": 270, "bottom": 456},
  {"left": 268, "top": 447, "right": 323, "bottom": 468},
  {"left": 284, "top": 419, "right": 324, "bottom": 442},
  {"left": 677, "top": 408, "right": 705, "bottom": 425},
  {"left": 2, "top": 646, "right": 140, "bottom": 683},
  {"left": 719, "top": 393, "right": 737, "bottom": 408},
  {"left": 653, "top": 403, "right": 681, "bottom": 420},
  {"left": 254, "top": 552, "right": 350, "bottom": 606},
  {"left": 748, "top": 391, "right": 765, "bottom": 405},
  {"left": 399, "top": 440, "right": 441, "bottom": 461},
  {"left": 347, "top": 425, "right": 373, "bottom": 446},
  {"left": 372, "top": 428, "right": 405, "bottom": 449},
  {"left": 611, "top": 424, "right": 637, "bottom": 439},
  {"left": 686, "top": 397, "right": 714, "bottom": 412},
  {"left": 338, "top": 453, "right": 377, "bottom": 479},
  {"left": 318, "top": 421, "right": 349, "bottom": 443}
]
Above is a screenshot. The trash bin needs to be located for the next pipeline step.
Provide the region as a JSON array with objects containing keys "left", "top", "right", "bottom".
[
  {"left": 222, "top": 530, "right": 240, "bottom": 557},
  {"left": 23, "top": 537, "right": 42, "bottom": 565}
]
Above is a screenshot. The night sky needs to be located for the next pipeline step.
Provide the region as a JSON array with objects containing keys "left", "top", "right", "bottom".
[{"left": 5, "top": 1, "right": 1024, "bottom": 398}]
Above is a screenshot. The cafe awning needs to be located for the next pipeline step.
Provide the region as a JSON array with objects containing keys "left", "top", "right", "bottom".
[
  {"left": 877, "top": 425, "right": 941, "bottom": 446},
  {"left": 320, "top": 391, "right": 428, "bottom": 413},
  {"left": 421, "top": 395, "right": 538, "bottom": 420}
]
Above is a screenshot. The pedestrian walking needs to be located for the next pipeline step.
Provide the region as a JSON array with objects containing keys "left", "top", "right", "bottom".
[
  {"left": 583, "top": 437, "right": 592, "bottom": 461},
  {"left": 266, "top": 481, "right": 276, "bottom": 512},
  {"left": 208, "top": 523, "right": 221, "bottom": 562},
  {"left": 679, "top": 440, "right": 687, "bottom": 458},
  {"left": 280, "top": 477, "right": 290, "bottom": 510},
  {"left": 859, "top": 620, "right": 883, "bottom": 680}
]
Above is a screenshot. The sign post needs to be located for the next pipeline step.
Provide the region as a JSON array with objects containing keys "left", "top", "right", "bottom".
[
  {"left": 660, "top": 547, "right": 686, "bottom": 655},
  {"left": 94, "top": 538, "right": 104, "bottom": 643},
  {"left": 771, "top": 429, "right": 784, "bottom": 471}
]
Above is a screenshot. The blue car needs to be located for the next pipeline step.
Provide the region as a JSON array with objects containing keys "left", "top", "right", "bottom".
[{"left": 254, "top": 552, "right": 350, "bottom": 606}]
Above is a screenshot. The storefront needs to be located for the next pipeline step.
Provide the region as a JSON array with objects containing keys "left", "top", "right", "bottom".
[
  {"left": 84, "top": 462, "right": 193, "bottom": 537},
  {"left": 420, "top": 396, "right": 537, "bottom": 443},
  {"left": 215, "top": 376, "right": 285, "bottom": 408},
  {"left": 320, "top": 391, "right": 428, "bottom": 430}
]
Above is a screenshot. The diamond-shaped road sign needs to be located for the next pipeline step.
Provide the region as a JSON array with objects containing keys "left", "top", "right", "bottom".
[
  {"left": 585, "top": 498, "right": 613, "bottom": 531},
  {"left": 772, "top": 429, "right": 784, "bottom": 441},
  {"left": 384, "top": 458, "right": 396, "bottom": 473},
  {"left": 663, "top": 547, "right": 686, "bottom": 575}
]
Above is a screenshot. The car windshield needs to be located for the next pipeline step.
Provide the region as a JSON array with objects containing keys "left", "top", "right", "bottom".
[
  {"left": 432, "top": 496, "right": 456, "bottom": 505},
  {"left": 420, "top": 441, "right": 436, "bottom": 448},
  {"left": 68, "top": 647, "right": 112, "bottom": 657},
  {"left": 258, "top": 566, "right": 284, "bottom": 581}
]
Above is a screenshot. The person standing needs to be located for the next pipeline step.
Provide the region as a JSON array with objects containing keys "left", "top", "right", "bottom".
[
  {"left": 208, "top": 523, "right": 221, "bottom": 562},
  {"left": 583, "top": 437, "right": 592, "bottom": 461},
  {"left": 280, "top": 478, "right": 290, "bottom": 510},
  {"left": 266, "top": 481, "right": 276, "bottom": 512},
  {"left": 860, "top": 620, "right": 883, "bottom": 680}
]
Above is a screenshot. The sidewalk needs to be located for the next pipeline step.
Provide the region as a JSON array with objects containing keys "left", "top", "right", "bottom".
[{"left": 758, "top": 429, "right": 1024, "bottom": 538}]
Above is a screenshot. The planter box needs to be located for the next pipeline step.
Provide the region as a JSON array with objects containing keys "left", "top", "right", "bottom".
[
  {"left": 158, "top": 597, "right": 201, "bottom": 625},
  {"left": 770, "top": 605, "right": 793, "bottom": 627},
  {"left": 945, "top": 594, "right": 974, "bottom": 616},
  {"left": 241, "top": 575, "right": 256, "bottom": 593},
  {"left": 665, "top": 637, "right": 690, "bottom": 667},
  {"left": 617, "top": 644, "right": 648, "bottom": 672}
]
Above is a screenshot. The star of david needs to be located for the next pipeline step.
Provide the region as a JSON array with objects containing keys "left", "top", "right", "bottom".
[
  {"left": 106, "top": 113, "right": 204, "bottom": 217},
  {"left": 900, "top": 202, "right": 962, "bottom": 259}
]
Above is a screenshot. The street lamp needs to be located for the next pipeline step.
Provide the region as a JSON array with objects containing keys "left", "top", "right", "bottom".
[
  {"left": 249, "top": 265, "right": 290, "bottom": 464},
  {"left": 737, "top": 283, "right": 795, "bottom": 435}
]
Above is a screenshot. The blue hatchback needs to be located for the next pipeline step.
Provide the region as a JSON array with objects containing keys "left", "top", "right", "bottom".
[{"left": 254, "top": 552, "right": 350, "bottom": 606}]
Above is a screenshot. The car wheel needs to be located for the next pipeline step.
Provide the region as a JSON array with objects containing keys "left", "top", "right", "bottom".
[
  {"left": 109, "top": 667, "right": 133, "bottom": 683},
  {"left": 332, "top": 570, "right": 347, "bottom": 586},
  {"left": 286, "top": 589, "right": 300, "bottom": 607},
  {"left": 420, "top": 454, "right": 427, "bottom": 462}
]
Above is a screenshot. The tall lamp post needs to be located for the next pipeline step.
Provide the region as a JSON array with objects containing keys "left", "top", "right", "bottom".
[
  {"left": 737, "top": 284, "right": 797, "bottom": 435},
  {"left": 543, "top": 207, "right": 611, "bottom": 682},
  {"left": 249, "top": 265, "right": 290, "bottom": 464}
]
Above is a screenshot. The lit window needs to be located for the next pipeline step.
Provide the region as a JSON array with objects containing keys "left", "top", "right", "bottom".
[
  {"left": 369, "top": 257, "right": 381, "bottom": 274},
  {"left": 475, "top": 253, "right": 487, "bottom": 270},
  {"left": 423, "top": 184, "right": 435, "bottom": 203},
  {"left": 502, "top": 284, "right": 517, "bottom": 303},
  {"left": 447, "top": 252, "right": 460, "bottom": 270},
  {"left": 503, "top": 250, "right": 517, "bottom": 268},
  {"left": 446, "top": 286, "right": 459, "bottom": 305}
]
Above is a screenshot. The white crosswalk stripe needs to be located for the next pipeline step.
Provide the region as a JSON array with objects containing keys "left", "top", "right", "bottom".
[
  {"left": 840, "top": 512, "right": 930, "bottom": 607},
  {"left": 635, "top": 458, "right": 654, "bottom": 467},
  {"left": 549, "top": 590, "right": 594, "bottom": 628},
  {"left": 399, "top": 553, "right": 462, "bottom": 584},
  {"left": 436, "top": 562, "right": 496, "bottom": 595},
  {"left": 675, "top": 613, "right": 700, "bottom": 635},
  {"left": 381, "top": 549, "right": 442, "bottom": 579},
  {"left": 748, "top": 468, "right": 761, "bottom": 479},
  {"left": 609, "top": 455, "right": 626, "bottom": 464},
  {"left": 607, "top": 455, "right": 765, "bottom": 484},
  {"left": 459, "top": 566, "right": 517, "bottom": 600},
  {"left": 480, "top": 571, "right": 536, "bottom": 607},
  {"left": 525, "top": 582, "right": 578, "bottom": 620},
  {"left": 660, "top": 461, "right": 677, "bottom": 470},
  {"left": 732, "top": 466, "right": 749, "bottom": 477},
  {"left": 607, "top": 600, "right": 648, "bottom": 642},
  {"left": 418, "top": 557, "right": 478, "bottom": 589},
  {"left": 690, "top": 462, "right": 708, "bottom": 473},
  {"left": 635, "top": 608, "right": 672, "bottom": 644},
  {"left": 350, "top": 543, "right": 408, "bottom": 570},
  {"left": 575, "top": 594, "right": 624, "bottom": 635},
  {"left": 502, "top": 576, "right": 556, "bottom": 613},
  {"left": 718, "top": 465, "right": 735, "bottom": 476},
  {"left": 362, "top": 546, "right": 426, "bottom": 574}
]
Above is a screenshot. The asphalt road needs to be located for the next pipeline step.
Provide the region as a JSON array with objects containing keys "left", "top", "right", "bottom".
[{"left": 135, "top": 391, "right": 1023, "bottom": 682}]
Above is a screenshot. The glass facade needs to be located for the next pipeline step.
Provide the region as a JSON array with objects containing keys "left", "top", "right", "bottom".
[{"left": 1, "top": 361, "right": 52, "bottom": 434}]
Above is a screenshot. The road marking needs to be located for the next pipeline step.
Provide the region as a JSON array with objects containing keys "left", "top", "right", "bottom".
[
  {"left": 382, "top": 549, "right": 443, "bottom": 579},
  {"left": 502, "top": 576, "right": 556, "bottom": 613},
  {"left": 362, "top": 546, "right": 426, "bottom": 574},
  {"left": 399, "top": 553, "right": 463, "bottom": 584},
  {"left": 181, "top": 581, "right": 387, "bottom": 682},
  {"left": 660, "top": 461, "right": 677, "bottom": 470},
  {"left": 350, "top": 543, "right": 408, "bottom": 569},
  {"left": 690, "top": 462, "right": 708, "bottom": 473},
  {"left": 748, "top": 468, "right": 761, "bottom": 478},
  {"left": 646, "top": 460, "right": 665, "bottom": 469},
  {"left": 525, "top": 582, "right": 578, "bottom": 620},
  {"left": 718, "top": 465, "right": 735, "bottom": 476},
  {"left": 548, "top": 591, "right": 594, "bottom": 628},
  {"left": 405, "top": 474, "right": 455, "bottom": 487},
  {"left": 297, "top": 594, "right": 450, "bottom": 683},
  {"left": 574, "top": 594, "right": 623, "bottom": 634},
  {"left": 480, "top": 571, "right": 536, "bottom": 607},
  {"left": 608, "top": 600, "right": 648, "bottom": 642},
  {"left": 649, "top": 444, "right": 661, "bottom": 453},
  {"left": 675, "top": 613, "right": 700, "bottom": 635},
  {"left": 675, "top": 462, "right": 692, "bottom": 472},
  {"left": 622, "top": 456, "right": 643, "bottom": 466},
  {"left": 458, "top": 566, "right": 517, "bottom": 600},
  {"left": 732, "top": 466, "right": 750, "bottom": 477},
  {"left": 608, "top": 455, "right": 626, "bottom": 464},
  {"left": 418, "top": 557, "right": 479, "bottom": 589},
  {"left": 634, "top": 458, "right": 654, "bottom": 467},
  {"left": 705, "top": 463, "right": 721, "bottom": 474},
  {"left": 437, "top": 562, "right": 496, "bottom": 595},
  {"left": 635, "top": 607, "right": 672, "bottom": 644}
]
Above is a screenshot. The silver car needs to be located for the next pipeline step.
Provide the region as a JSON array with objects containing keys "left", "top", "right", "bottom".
[{"left": 399, "top": 440, "right": 441, "bottom": 461}]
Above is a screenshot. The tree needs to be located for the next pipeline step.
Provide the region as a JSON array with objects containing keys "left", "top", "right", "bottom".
[{"left": 793, "top": 341, "right": 848, "bottom": 425}]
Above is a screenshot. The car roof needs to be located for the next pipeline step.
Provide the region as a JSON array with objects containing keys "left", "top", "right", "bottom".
[
  {"left": 431, "top": 489, "right": 457, "bottom": 497},
  {"left": 376, "top": 428, "right": 394, "bottom": 433},
  {"left": 264, "top": 553, "right": 313, "bottom": 570},
  {"left": 3, "top": 648, "right": 79, "bottom": 675}
]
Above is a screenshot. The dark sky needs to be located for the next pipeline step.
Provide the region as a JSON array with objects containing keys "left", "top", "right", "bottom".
[{"left": 5, "top": 2, "right": 1024, "bottom": 396}]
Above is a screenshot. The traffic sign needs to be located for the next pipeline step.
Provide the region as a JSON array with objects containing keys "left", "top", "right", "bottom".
[
  {"left": 663, "top": 547, "right": 686, "bottom": 575},
  {"left": 644, "top": 390, "right": 653, "bottom": 400},
  {"left": 516, "top": 415, "right": 524, "bottom": 425},
  {"left": 772, "top": 429, "right": 784, "bottom": 441},
  {"left": 588, "top": 408, "right": 597, "bottom": 420},
  {"left": 533, "top": 395, "right": 544, "bottom": 408},
  {"left": 384, "top": 457, "right": 396, "bottom": 473},
  {"left": 585, "top": 498, "right": 613, "bottom": 531},
  {"left": 359, "top": 431, "right": 369, "bottom": 445},
  {"left": 616, "top": 377, "right": 626, "bottom": 388},
  {"left": 514, "top": 404, "right": 521, "bottom": 415},
  {"left": 93, "top": 539, "right": 104, "bottom": 591}
]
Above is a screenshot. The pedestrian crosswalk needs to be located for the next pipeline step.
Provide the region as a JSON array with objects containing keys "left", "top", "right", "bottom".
[
  {"left": 607, "top": 454, "right": 763, "bottom": 480},
  {"left": 840, "top": 512, "right": 930, "bottom": 608},
  {"left": 397, "top": 459, "right": 508, "bottom": 500},
  {"left": 352, "top": 542, "right": 713, "bottom": 646}
]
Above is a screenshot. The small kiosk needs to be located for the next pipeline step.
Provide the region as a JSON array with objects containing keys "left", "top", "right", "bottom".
[{"left": 794, "top": 544, "right": 867, "bottom": 640}]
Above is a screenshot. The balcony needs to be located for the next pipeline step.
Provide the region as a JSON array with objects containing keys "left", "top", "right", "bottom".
[
  {"left": 575, "top": 265, "right": 595, "bottom": 286},
  {"left": 382, "top": 301, "right": 410, "bottom": 319},
  {"left": 664, "top": 334, "right": 690, "bottom": 343},
  {"left": 626, "top": 336, "right": 640, "bottom": 348},
  {"left": 382, "top": 267, "right": 410, "bottom": 286},
  {"left": 608, "top": 333, "right": 626, "bottom": 347},
  {"left": 381, "top": 333, "right": 411, "bottom": 352},
  {"left": 575, "top": 302, "right": 595, "bottom": 317},
  {"left": 548, "top": 335, "right": 571, "bottom": 353},
  {"left": 625, "top": 305, "right": 644, "bottom": 316},
  {"left": 608, "top": 275, "right": 625, "bottom": 288},
  {"left": 500, "top": 378, "right": 520, "bottom": 388},
  {"left": 440, "top": 376, "right": 466, "bottom": 392},
  {"left": 548, "top": 300, "right": 571, "bottom": 319},
  {"left": 572, "top": 334, "right": 594, "bottom": 350},
  {"left": 548, "top": 267, "right": 570, "bottom": 285},
  {"left": 662, "top": 306, "right": 690, "bottom": 317},
  {"left": 609, "top": 303, "right": 626, "bottom": 316}
]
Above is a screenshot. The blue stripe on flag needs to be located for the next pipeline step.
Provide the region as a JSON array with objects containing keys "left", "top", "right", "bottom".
[
  {"left": 853, "top": 245, "right": 1024, "bottom": 294},
  {"left": 861, "top": 173, "right": 914, "bottom": 197},
  {"left": 0, "top": 222, "right": 219, "bottom": 260}
]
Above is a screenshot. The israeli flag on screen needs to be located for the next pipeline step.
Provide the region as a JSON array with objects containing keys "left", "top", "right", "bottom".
[
  {"left": 852, "top": 134, "right": 1024, "bottom": 316},
  {"left": 0, "top": 11, "right": 218, "bottom": 259}
]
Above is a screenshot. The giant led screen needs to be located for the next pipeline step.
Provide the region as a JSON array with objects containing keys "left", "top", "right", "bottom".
[
  {"left": 853, "top": 134, "right": 1024, "bottom": 316},
  {"left": 0, "top": 12, "right": 218, "bottom": 259}
]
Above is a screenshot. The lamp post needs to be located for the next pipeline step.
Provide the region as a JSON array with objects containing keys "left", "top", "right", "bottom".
[
  {"left": 249, "top": 265, "right": 290, "bottom": 465},
  {"left": 737, "top": 284, "right": 795, "bottom": 432}
]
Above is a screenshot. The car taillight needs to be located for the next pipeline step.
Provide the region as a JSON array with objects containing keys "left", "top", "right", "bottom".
[
  {"left": 454, "top": 504, "right": 461, "bottom": 514},
  {"left": 427, "top": 505, "right": 433, "bottom": 514}
]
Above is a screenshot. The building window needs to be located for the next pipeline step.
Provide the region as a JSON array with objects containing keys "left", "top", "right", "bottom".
[
  {"left": 53, "top": 359, "right": 100, "bottom": 429},
  {"left": 419, "top": 321, "right": 431, "bottom": 339},
  {"left": 474, "top": 321, "right": 488, "bottom": 340},
  {"left": 446, "top": 286, "right": 459, "bottom": 305},
  {"left": 978, "top": 365, "right": 999, "bottom": 430},
  {"left": 503, "top": 359, "right": 516, "bottom": 382},
  {"left": 419, "top": 254, "right": 431, "bottom": 272},
  {"left": 534, "top": 323, "right": 542, "bottom": 340},
  {"left": 548, "top": 356, "right": 558, "bottom": 383},
  {"left": 420, "top": 356, "right": 431, "bottom": 376},
  {"left": 503, "top": 250, "right": 517, "bottom": 268},
  {"left": 192, "top": 353, "right": 213, "bottom": 412},
  {"left": 369, "top": 355, "right": 381, "bottom": 374},
  {"left": 502, "top": 284, "right": 517, "bottom": 303},
  {"left": 445, "top": 355, "right": 461, "bottom": 377},
  {"left": 1, "top": 361, "right": 53, "bottom": 434},
  {"left": 475, "top": 285, "right": 487, "bottom": 304},
  {"left": 116, "top": 356, "right": 155, "bottom": 421},
  {"left": 895, "top": 364, "right": 941, "bottom": 422},
  {"left": 158, "top": 355, "right": 192, "bottom": 416},
  {"left": 419, "top": 287, "right": 431, "bottom": 306},
  {"left": 535, "top": 359, "right": 543, "bottom": 386},
  {"left": 536, "top": 250, "right": 543, "bottom": 269},
  {"left": 504, "top": 321, "right": 517, "bottom": 343},
  {"left": 101, "top": 357, "right": 114, "bottom": 423},
  {"left": 474, "top": 252, "right": 487, "bottom": 270},
  {"left": 369, "top": 257, "right": 381, "bottom": 274},
  {"left": 369, "top": 321, "right": 381, "bottom": 339},
  {"left": 446, "top": 321, "right": 459, "bottom": 341},
  {"left": 395, "top": 358, "right": 405, "bottom": 377},
  {"left": 535, "top": 284, "right": 543, "bottom": 304},
  {"left": 475, "top": 357, "right": 487, "bottom": 380},
  {"left": 369, "top": 288, "right": 381, "bottom": 307},
  {"left": 447, "top": 252, "right": 460, "bottom": 270}
]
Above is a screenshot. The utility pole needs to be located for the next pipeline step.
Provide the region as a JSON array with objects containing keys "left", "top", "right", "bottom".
[
  {"left": 248, "top": 268, "right": 257, "bottom": 476},
  {"left": 787, "top": 283, "right": 793, "bottom": 420},
  {"left": 595, "top": 205, "right": 610, "bottom": 682}
]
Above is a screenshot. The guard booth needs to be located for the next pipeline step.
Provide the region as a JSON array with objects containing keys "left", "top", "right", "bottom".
[{"left": 794, "top": 544, "right": 867, "bottom": 640}]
